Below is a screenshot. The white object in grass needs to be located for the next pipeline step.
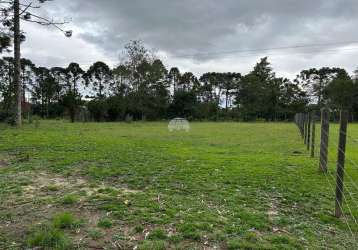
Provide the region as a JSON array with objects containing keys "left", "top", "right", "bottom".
[{"left": 168, "top": 118, "right": 190, "bottom": 132}]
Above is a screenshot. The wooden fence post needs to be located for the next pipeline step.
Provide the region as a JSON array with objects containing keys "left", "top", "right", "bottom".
[
  {"left": 319, "top": 108, "right": 330, "bottom": 173},
  {"left": 335, "top": 110, "right": 349, "bottom": 218},
  {"left": 301, "top": 113, "right": 305, "bottom": 138},
  {"left": 299, "top": 114, "right": 303, "bottom": 137},
  {"left": 311, "top": 112, "right": 316, "bottom": 158},
  {"left": 304, "top": 113, "right": 308, "bottom": 144},
  {"left": 307, "top": 113, "right": 311, "bottom": 150}
]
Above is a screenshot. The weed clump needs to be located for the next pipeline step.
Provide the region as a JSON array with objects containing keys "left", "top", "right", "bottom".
[
  {"left": 42, "top": 185, "right": 60, "bottom": 192},
  {"left": 27, "top": 225, "right": 73, "bottom": 250},
  {"left": 52, "top": 212, "right": 81, "bottom": 229},
  {"left": 87, "top": 229, "right": 104, "bottom": 240},
  {"left": 97, "top": 217, "right": 113, "bottom": 228},
  {"left": 138, "top": 240, "right": 167, "bottom": 250},
  {"left": 147, "top": 228, "right": 167, "bottom": 240},
  {"left": 61, "top": 194, "right": 78, "bottom": 205}
]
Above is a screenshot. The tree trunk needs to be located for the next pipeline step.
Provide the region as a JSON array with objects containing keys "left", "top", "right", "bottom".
[
  {"left": 225, "top": 91, "right": 229, "bottom": 112},
  {"left": 46, "top": 98, "right": 49, "bottom": 118},
  {"left": 14, "top": 0, "right": 22, "bottom": 127}
]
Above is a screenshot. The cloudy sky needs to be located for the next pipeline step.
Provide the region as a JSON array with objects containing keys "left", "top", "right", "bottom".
[{"left": 19, "top": 0, "right": 358, "bottom": 79}]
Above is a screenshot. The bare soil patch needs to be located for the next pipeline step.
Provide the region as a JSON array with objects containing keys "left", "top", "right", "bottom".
[{"left": 0, "top": 160, "right": 8, "bottom": 168}]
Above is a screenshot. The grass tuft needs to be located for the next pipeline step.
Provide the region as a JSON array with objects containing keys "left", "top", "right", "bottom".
[
  {"left": 26, "top": 225, "right": 73, "bottom": 250},
  {"left": 97, "top": 217, "right": 113, "bottom": 228},
  {"left": 52, "top": 212, "right": 81, "bottom": 229},
  {"left": 147, "top": 228, "right": 167, "bottom": 240},
  {"left": 87, "top": 229, "right": 104, "bottom": 240},
  {"left": 61, "top": 194, "right": 79, "bottom": 205}
]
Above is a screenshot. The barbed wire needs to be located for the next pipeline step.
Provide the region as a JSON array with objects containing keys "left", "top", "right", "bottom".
[
  {"left": 319, "top": 136, "right": 358, "bottom": 207},
  {"left": 294, "top": 113, "right": 358, "bottom": 244},
  {"left": 323, "top": 171, "right": 357, "bottom": 241},
  {"left": 320, "top": 127, "right": 358, "bottom": 176}
]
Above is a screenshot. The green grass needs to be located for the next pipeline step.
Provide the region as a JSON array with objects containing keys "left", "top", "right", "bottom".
[
  {"left": 26, "top": 225, "right": 73, "bottom": 250},
  {"left": 0, "top": 120, "right": 358, "bottom": 249},
  {"left": 52, "top": 212, "right": 81, "bottom": 229},
  {"left": 61, "top": 194, "right": 79, "bottom": 205},
  {"left": 97, "top": 217, "right": 113, "bottom": 228},
  {"left": 87, "top": 229, "right": 104, "bottom": 240}
]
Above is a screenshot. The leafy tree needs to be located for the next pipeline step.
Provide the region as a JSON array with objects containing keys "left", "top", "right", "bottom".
[
  {"left": 32, "top": 67, "right": 61, "bottom": 118},
  {"left": 168, "top": 90, "right": 198, "bottom": 119},
  {"left": 0, "top": 57, "right": 14, "bottom": 120},
  {"left": 122, "top": 40, "right": 153, "bottom": 92},
  {"left": 117, "top": 41, "right": 170, "bottom": 120},
  {"left": 112, "top": 64, "right": 130, "bottom": 96},
  {"left": 236, "top": 58, "right": 276, "bottom": 120},
  {"left": 146, "top": 59, "right": 170, "bottom": 119},
  {"left": 198, "top": 73, "right": 217, "bottom": 103},
  {"left": 178, "top": 72, "right": 200, "bottom": 92},
  {"left": 0, "top": 0, "right": 72, "bottom": 127},
  {"left": 277, "top": 78, "right": 308, "bottom": 120},
  {"left": 84, "top": 62, "right": 112, "bottom": 99},
  {"left": 168, "top": 67, "right": 181, "bottom": 95},
  {"left": 220, "top": 73, "right": 241, "bottom": 112},
  {"left": 61, "top": 91, "right": 81, "bottom": 123},
  {"left": 325, "top": 70, "right": 354, "bottom": 109},
  {"left": 51, "top": 67, "right": 67, "bottom": 100},
  {"left": 296, "top": 67, "right": 345, "bottom": 107},
  {"left": 65, "top": 63, "right": 85, "bottom": 95},
  {"left": 20, "top": 58, "right": 35, "bottom": 103}
]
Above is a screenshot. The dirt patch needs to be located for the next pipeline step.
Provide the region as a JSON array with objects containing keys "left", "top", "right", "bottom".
[
  {"left": 267, "top": 201, "right": 278, "bottom": 221},
  {"left": 0, "top": 160, "right": 8, "bottom": 168},
  {"left": 23, "top": 173, "right": 87, "bottom": 198},
  {"left": 79, "top": 185, "right": 141, "bottom": 196},
  {"left": 267, "top": 200, "right": 290, "bottom": 234},
  {"left": 23, "top": 172, "right": 141, "bottom": 200}
]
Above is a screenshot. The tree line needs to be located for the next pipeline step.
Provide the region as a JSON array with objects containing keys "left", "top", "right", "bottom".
[{"left": 0, "top": 40, "right": 357, "bottom": 123}]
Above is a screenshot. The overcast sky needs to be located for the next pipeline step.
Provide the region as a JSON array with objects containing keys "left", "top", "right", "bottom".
[{"left": 19, "top": 0, "right": 358, "bottom": 79}]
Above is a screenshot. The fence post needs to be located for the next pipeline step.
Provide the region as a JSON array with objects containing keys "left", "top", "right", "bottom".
[
  {"left": 311, "top": 112, "right": 316, "bottom": 158},
  {"left": 301, "top": 113, "right": 305, "bottom": 138},
  {"left": 335, "top": 110, "right": 349, "bottom": 218},
  {"left": 304, "top": 113, "right": 308, "bottom": 144},
  {"left": 319, "top": 108, "right": 330, "bottom": 173},
  {"left": 299, "top": 114, "right": 303, "bottom": 137},
  {"left": 307, "top": 113, "right": 311, "bottom": 151}
]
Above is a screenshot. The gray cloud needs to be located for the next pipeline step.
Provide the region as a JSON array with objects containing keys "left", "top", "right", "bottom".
[
  {"left": 56, "top": 1, "right": 358, "bottom": 53},
  {"left": 18, "top": 0, "right": 358, "bottom": 77}
]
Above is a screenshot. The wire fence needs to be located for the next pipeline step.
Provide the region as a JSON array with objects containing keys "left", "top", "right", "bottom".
[{"left": 294, "top": 109, "right": 358, "bottom": 242}]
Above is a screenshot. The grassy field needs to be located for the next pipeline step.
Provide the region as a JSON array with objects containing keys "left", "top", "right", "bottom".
[{"left": 0, "top": 121, "right": 357, "bottom": 249}]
